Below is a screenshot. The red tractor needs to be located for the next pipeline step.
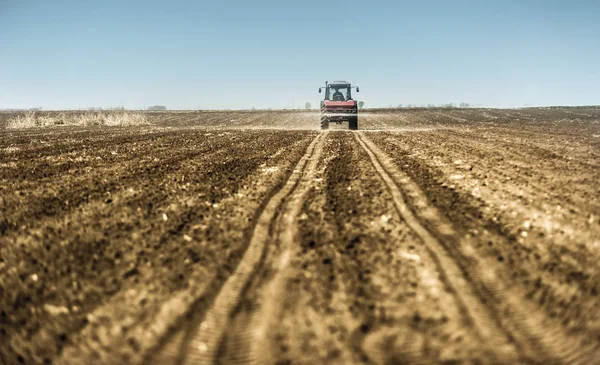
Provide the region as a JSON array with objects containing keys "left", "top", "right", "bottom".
[{"left": 319, "top": 81, "right": 360, "bottom": 130}]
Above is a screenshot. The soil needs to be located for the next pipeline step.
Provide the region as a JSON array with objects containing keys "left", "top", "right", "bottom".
[{"left": 0, "top": 107, "right": 599, "bottom": 364}]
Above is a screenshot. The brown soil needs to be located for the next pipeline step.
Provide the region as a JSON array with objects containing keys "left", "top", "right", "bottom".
[{"left": 0, "top": 108, "right": 598, "bottom": 365}]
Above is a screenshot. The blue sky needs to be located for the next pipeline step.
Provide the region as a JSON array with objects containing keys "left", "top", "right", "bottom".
[{"left": 1, "top": 0, "right": 599, "bottom": 110}]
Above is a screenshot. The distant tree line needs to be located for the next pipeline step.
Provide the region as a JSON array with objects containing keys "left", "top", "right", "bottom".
[{"left": 147, "top": 105, "right": 167, "bottom": 111}]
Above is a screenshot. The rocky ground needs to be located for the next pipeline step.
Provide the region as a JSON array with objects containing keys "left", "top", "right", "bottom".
[{"left": 0, "top": 107, "right": 599, "bottom": 364}]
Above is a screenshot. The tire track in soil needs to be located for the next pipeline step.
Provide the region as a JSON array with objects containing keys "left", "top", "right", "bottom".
[
  {"left": 354, "top": 133, "right": 519, "bottom": 363},
  {"left": 213, "top": 132, "right": 328, "bottom": 365},
  {"left": 260, "top": 131, "right": 512, "bottom": 364},
  {"left": 146, "top": 132, "right": 328, "bottom": 365},
  {"left": 356, "top": 132, "right": 600, "bottom": 365},
  {"left": 270, "top": 132, "right": 481, "bottom": 365}
]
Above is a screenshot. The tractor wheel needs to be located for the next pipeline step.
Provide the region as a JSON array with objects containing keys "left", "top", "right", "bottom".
[
  {"left": 320, "top": 116, "right": 329, "bottom": 130},
  {"left": 349, "top": 116, "right": 358, "bottom": 130}
]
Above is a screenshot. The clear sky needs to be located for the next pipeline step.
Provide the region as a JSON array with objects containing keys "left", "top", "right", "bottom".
[{"left": 1, "top": 0, "right": 599, "bottom": 110}]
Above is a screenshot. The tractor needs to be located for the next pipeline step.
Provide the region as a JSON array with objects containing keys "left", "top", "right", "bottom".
[{"left": 318, "top": 81, "right": 360, "bottom": 130}]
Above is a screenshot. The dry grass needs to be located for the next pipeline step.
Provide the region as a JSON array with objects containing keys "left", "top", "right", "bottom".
[{"left": 6, "top": 111, "right": 149, "bottom": 129}]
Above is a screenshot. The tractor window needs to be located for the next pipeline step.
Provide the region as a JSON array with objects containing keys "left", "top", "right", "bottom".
[{"left": 328, "top": 86, "right": 350, "bottom": 101}]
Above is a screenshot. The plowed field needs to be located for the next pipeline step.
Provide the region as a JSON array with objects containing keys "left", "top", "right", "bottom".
[{"left": 1, "top": 108, "right": 599, "bottom": 365}]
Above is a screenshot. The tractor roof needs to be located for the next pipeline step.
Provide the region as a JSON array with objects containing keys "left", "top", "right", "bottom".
[{"left": 328, "top": 80, "right": 350, "bottom": 85}]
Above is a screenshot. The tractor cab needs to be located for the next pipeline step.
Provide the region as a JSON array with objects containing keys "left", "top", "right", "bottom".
[{"left": 324, "top": 82, "right": 352, "bottom": 101}]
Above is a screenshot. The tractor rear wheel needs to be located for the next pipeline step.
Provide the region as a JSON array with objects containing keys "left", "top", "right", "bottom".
[
  {"left": 349, "top": 116, "right": 358, "bottom": 130},
  {"left": 320, "top": 116, "right": 329, "bottom": 130}
]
